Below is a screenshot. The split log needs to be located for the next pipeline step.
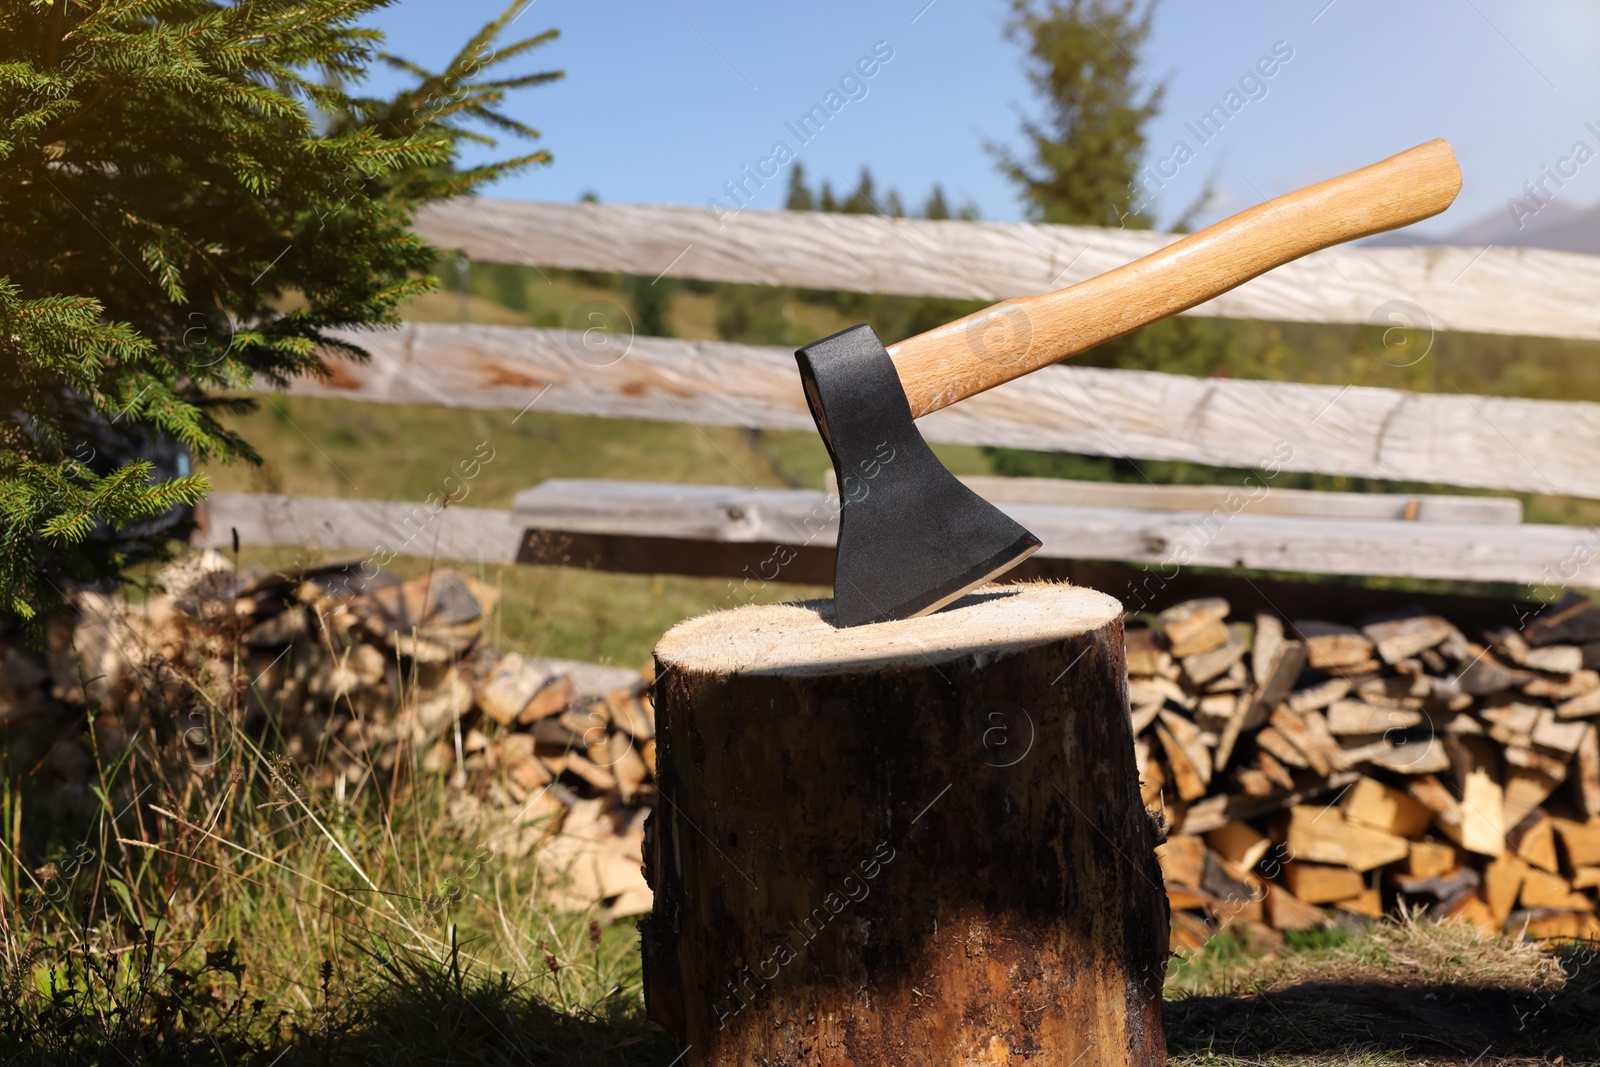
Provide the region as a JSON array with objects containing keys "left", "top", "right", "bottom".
[
  {"left": 1508, "top": 813, "right": 1560, "bottom": 873},
  {"left": 1483, "top": 854, "right": 1529, "bottom": 926},
  {"left": 1156, "top": 835, "right": 1207, "bottom": 888},
  {"left": 1336, "top": 886, "right": 1384, "bottom": 918},
  {"left": 1284, "top": 862, "right": 1365, "bottom": 904},
  {"left": 1571, "top": 725, "right": 1600, "bottom": 817},
  {"left": 1287, "top": 804, "right": 1409, "bottom": 872},
  {"left": 641, "top": 583, "right": 1166, "bottom": 1067},
  {"left": 1343, "top": 777, "right": 1434, "bottom": 837},
  {"left": 1206, "top": 821, "right": 1270, "bottom": 870},
  {"left": 1265, "top": 884, "right": 1327, "bottom": 930},
  {"left": 1408, "top": 840, "right": 1462, "bottom": 879},
  {"left": 1554, "top": 817, "right": 1600, "bottom": 867}
]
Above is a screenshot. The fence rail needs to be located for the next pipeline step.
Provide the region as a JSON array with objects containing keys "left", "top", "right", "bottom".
[
  {"left": 414, "top": 198, "right": 1600, "bottom": 341},
  {"left": 294, "top": 322, "right": 1600, "bottom": 500},
  {"left": 198, "top": 485, "right": 1600, "bottom": 590}
]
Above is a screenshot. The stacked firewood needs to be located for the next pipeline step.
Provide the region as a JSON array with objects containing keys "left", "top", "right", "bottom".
[
  {"left": 14, "top": 555, "right": 1600, "bottom": 937},
  {"left": 1135, "top": 596, "right": 1600, "bottom": 948},
  {"left": 3, "top": 552, "right": 658, "bottom": 919}
]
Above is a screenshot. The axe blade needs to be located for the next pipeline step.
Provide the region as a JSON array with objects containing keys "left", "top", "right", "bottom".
[{"left": 796, "top": 324, "right": 1041, "bottom": 628}]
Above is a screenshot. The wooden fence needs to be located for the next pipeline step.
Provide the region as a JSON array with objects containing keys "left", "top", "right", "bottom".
[{"left": 198, "top": 198, "right": 1600, "bottom": 594}]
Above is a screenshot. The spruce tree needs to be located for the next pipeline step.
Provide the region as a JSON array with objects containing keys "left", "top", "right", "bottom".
[
  {"left": 784, "top": 164, "right": 814, "bottom": 211},
  {"left": 0, "top": 0, "right": 559, "bottom": 633},
  {"left": 987, "top": 0, "right": 1242, "bottom": 483},
  {"left": 991, "top": 0, "right": 1162, "bottom": 228}
]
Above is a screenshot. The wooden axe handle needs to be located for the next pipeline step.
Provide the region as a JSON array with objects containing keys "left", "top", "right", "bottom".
[{"left": 886, "top": 138, "right": 1461, "bottom": 418}]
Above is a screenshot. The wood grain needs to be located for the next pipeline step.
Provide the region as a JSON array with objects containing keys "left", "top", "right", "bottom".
[
  {"left": 642, "top": 584, "right": 1166, "bottom": 1065},
  {"left": 289, "top": 324, "right": 1600, "bottom": 499},
  {"left": 411, "top": 183, "right": 1600, "bottom": 344},
  {"left": 888, "top": 141, "right": 1462, "bottom": 414},
  {"left": 196, "top": 493, "right": 523, "bottom": 562}
]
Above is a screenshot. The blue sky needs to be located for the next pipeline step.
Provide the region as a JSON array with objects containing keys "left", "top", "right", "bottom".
[{"left": 363, "top": 0, "right": 1599, "bottom": 237}]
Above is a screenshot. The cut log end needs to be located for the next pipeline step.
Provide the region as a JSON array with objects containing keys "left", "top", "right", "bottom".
[{"left": 655, "top": 581, "right": 1124, "bottom": 676}]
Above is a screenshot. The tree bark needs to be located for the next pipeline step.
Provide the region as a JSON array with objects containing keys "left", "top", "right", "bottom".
[{"left": 641, "top": 582, "right": 1167, "bottom": 1066}]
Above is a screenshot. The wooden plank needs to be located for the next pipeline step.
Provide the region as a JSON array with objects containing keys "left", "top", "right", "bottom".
[
  {"left": 412, "top": 199, "right": 1600, "bottom": 341},
  {"left": 203, "top": 482, "right": 1600, "bottom": 590},
  {"left": 948, "top": 476, "right": 1520, "bottom": 525},
  {"left": 508, "top": 479, "right": 1600, "bottom": 588},
  {"left": 288, "top": 323, "right": 1600, "bottom": 500},
  {"left": 196, "top": 493, "right": 523, "bottom": 563},
  {"left": 521, "top": 529, "right": 836, "bottom": 585}
]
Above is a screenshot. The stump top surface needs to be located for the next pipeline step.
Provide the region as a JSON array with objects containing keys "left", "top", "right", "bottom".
[{"left": 655, "top": 581, "right": 1121, "bottom": 676}]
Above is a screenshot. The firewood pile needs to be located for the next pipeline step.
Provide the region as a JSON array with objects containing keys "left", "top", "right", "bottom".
[
  {"left": 2, "top": 551, "right": 657, "bottom": 919},
  {"left": 1136, "top": 596, "right": 1600, "bottom": 950},
  {"left": 11, "top": 552, "right": 1600, "bottom": 938}
]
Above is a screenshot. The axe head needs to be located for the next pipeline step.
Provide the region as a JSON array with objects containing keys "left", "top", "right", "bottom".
[{"left": 796, "top": 324, "right": 1041, "bottom": 627}]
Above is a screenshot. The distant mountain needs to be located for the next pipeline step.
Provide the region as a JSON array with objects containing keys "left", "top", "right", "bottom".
[{"left": 1364, "top": 198, "right": 1600, "bottom": 254}]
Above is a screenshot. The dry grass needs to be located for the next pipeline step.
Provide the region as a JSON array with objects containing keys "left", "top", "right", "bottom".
[
  {"left": 1165, "top": 913, "right": 1600, "bottom": 1066},
  {"left": 0, "top": 771, "right": 679, "bottom": 1064},
  {"left": 0, "top": 619, "right": 676, "bottom": 1065}
]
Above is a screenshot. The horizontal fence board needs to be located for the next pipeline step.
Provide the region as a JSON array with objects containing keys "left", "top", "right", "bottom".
[
  {"left": 413, "top": 198, "right": 1600, "bottom": 341},
  {"left": 289, "top": 323, "right": 1600, "bottom": 499},
  {"left": 520, "top": 534, "right": 1542, "bottom": 627},
  {"left": 510, "top": 479, "right": 1595, "bottom": 590},
  {"left": 829, "top": 473, "right": 1523, "bottom": 524},
  {"left": 199, "top": 493, "right": 522, "bottom": 563},
  {"left": 197, "top": 482, "right": 1599, "bottom": 589}
]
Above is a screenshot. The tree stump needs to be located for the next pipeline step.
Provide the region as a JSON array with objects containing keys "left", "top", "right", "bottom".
[{"left": 640, "top": 582, "right": 1167, "bottom": 1066}]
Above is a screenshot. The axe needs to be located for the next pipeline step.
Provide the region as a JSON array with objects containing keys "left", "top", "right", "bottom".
[{"left": 796, "top": 139, "right": 1461, "bottom": 626}]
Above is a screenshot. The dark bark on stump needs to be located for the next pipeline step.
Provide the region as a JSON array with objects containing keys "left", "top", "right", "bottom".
[{"left": 641, "top": 583, "right": 1167, "bottom": 1066}]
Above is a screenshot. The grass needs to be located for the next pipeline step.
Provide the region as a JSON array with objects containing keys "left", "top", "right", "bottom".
[
  {"left": 0, "top": 675, "right": 675, "bottom": 1064},
  {"left": 1164, "top": 913, "right": 1600, "bottom": 1066},
  {"left": 201, "top": 396, "right": 996, "bottom": 506}
]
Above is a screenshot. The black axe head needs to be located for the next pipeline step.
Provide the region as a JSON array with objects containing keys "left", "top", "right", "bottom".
[{"left": 796, "top": 324, "right": 1041, "bottom": 628}]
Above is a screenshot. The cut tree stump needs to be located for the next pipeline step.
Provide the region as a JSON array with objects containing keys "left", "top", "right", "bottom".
[{"left": 640, "top": 582, "right": 1166, "bottom": 1066}]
